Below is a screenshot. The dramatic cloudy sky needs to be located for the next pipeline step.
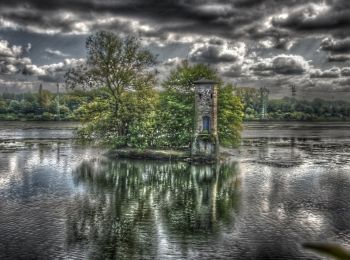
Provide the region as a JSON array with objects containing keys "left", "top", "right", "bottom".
[{"left": 1, "top": 0, "right": 350, "bottom": 99}]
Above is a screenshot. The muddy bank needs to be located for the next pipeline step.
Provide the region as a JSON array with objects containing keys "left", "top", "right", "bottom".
[
  {"left": 109, "top": 148, "right": 235, "bottom": 163},
  {"left": 110, "top": 148, "right": 190, "bottom": 160}
]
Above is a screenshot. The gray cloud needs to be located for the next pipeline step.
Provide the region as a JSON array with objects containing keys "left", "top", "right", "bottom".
[
  {"left": 0, "top": 38, "right": 83, "bottom": 83},
  {"left": 273, "top": 56, "right": 309, "bottom": 75},
  {"left": 222, "top": 64, "right": 245, "bottom": 78},
  {"left": 310, "top": 67, "right": 341, "bottom": 78},
  {"left": 320, "top": 37, "right": 350, "bottom": 53},
  {"left": 251, "top": 55, "right": 310, "bottom": 77},
  {"left": 272, "top": 1, "right": 350, "bottom": 37},
  {"left": 319, "top": 37, "right": 350, "bottom": 63},
  {"left": 37, "top": 58, "right": 85, "bottom": 82},
  {"left": 0, "top": 39, "right": 36, "bottom": 74},
  {"left": 1, "top": 0, "right": 350, "bottom": 99},
  {"left": 0, "top": 0, "right": 348, "bottom": 54},
  {"left": 189, "top": 39, "right": 246, "bottom": 63},
  {"left": 334, "top": 77, "right": 350, "bottom": 87},
  {"left": 0, "top": 1, "right": 327, "bottom": 40},
  {"left": 341, "top": 67, "right": 350, "bottom": 76},
  {"left": 328, "top": 54, "right": 350, "bottom": 62}
]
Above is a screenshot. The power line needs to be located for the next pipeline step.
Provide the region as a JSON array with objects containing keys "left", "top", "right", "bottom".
[{"left": 56, "top": 83, "right": 60, "bottom": 121}]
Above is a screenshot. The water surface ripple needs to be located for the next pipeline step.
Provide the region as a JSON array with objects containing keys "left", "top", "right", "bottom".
[{"left": 0, "top": 121, "right": 349, "bottom": 259}]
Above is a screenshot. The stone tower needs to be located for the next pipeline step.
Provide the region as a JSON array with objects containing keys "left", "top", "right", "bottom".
[{"left": 191, "top": 79, "right": 219, "bottom": 161}]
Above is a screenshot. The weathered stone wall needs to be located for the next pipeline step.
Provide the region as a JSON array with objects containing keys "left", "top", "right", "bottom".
[
  {"left": 194, "top": 84, "right": 213, "bottom": 134},
  {"left": 191, "top": 81, "right": 219, "bottom": 161}
]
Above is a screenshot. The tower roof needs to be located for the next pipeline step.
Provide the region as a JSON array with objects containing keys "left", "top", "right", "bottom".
[{"left": 193, "top": 78, "right": 217, "bottom": 84}]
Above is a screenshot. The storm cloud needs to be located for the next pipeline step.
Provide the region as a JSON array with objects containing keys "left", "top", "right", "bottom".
[
  {"left": 251, "top": 55, "right": 310, "bottom": 77},
  {"left": 310, "top": 67, "right": 341, "bottom": 78},
  {"left": 0, "top": 0, "right": 350, "bottom": 98}
]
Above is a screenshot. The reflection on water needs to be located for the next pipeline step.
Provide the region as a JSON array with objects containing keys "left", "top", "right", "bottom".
[
  {"left": 66, "top": 160, "right": 240, "bottom": 259},
  {"left": 1, "top": 121, "right": 350, "bottom": 259}
]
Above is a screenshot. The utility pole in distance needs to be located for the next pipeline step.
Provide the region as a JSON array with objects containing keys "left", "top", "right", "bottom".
[
  {"left": 260, "top": 86, "right": 269, "bottom": 120},
  {"left": 56, "top": 83, "right": 60, "bottom": 121},
  {"left": 291, "top": 85, "right": 296, "bottom": 98}
]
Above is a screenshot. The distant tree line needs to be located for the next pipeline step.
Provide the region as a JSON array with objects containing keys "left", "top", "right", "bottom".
[
  {"left": 0, "top": 87, "right": 88, "bottom": 121},
  {"left": 236, "top": 87, "right": 350, "bottom": 121}
]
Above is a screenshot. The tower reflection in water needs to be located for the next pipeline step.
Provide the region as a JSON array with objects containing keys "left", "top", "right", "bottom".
[{"left": 66, "top": 159, "right": 241, "bottom": 259}]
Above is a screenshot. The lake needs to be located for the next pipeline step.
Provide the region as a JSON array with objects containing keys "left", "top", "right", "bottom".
[{"left": 0, "top": 121, "right": 349, "bottom": 259}]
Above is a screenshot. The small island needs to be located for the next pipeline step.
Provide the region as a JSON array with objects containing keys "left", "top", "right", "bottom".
[
  {"left": 61, "top": 32, "right": 244, "bottom": 162},
  {"left": 109, "top": 78, "right": 230, "bottom": 163}
]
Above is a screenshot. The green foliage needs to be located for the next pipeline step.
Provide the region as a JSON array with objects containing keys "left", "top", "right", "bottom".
[
  {"left": 156, "top": 61, "right": 218, "bottom": 147},
  {"left": 9, "top": 100, "right": 21, "bottom": 113},
  {"left": 66, "top": 52, "right": 244, "bottom": 149},
  {"left": 218, "top": 84, "right": 244, "bottom": 147},
  {"left": 162, "top": 61, "right": 219, "bottom": 93},
  {"left": 0, "top": 90, "right": 86, "bottom": 121},
  {"left": 157, "top": 62, "right": 243, "bottom": 148},
  {"left": 0, "top": 100, "right": 7, "bottom": 113},
  {"left": 65, "top": 31, "right": 158, "bottom": 148},
  {"left": 38, "top": 84, "right": 52, "bottom": 109},
  {"left": 268, "top": 97, "right": 350, "bottom": 121},
  {"left": 155, "top": 89, "right": 194, "bottom": 147},
  {"left": 236, "top": 88, "right": 350, "bottom": 121},
  {"left": 157, "top": 61, "right": 220, "bottom": 146},
  {"left": 235, "top": 87, "right": 260, "bottom": 114},
  {"left": 75, "top": 88, "right": 158, "bottom": 148},
  {"left": 2, "top": 34, "right": 245, "bottom": 150}
]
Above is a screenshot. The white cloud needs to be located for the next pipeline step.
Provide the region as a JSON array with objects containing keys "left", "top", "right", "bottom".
[
  {"left": 0, "top": 40, "right": 34, "bottom": 74},
  {"left": 341, "top": 67, "right": 350, "bottom": 76},
  {"left": 23, "top": 64, "right": 46, "bottom": 76},
  {"left": 259, "top": 39, "right": 275, "bottom": 49},
  {"left": 189, "top": 38, "right": 247, "bottom": 63},
  {"left": 272, "top": 3, "right": 331, "bottom": 26},
  {"left": 251, "top": 54, "right": 310, "bottom": 77},
  {"left": 45, "top": 48, "right": 70, "bottom": 57},
  {"left": 38, "top": 58, "right": 85, "bottom": 82},
  {"left": 310, "top": 67, "right": 341, "bottom": 78},
  {"left": 273, "top": 55, "right": 310, "bottom": 74},
  {"left": 196, "top": 4, "right": 233, "bottom": 15},
  {"left": 25, "top": 43, "right": 32, "bottom": 53},
  {"left": 0, "top": 39, "right": 84, "bottom": 83},
  {"left": 0, "top": 40, "right": 23, "bottom": 58}
]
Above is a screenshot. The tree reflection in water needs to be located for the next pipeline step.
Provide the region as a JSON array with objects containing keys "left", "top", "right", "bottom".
[{"left": 66, "top": 159, "right": 241, "bottom": 259}]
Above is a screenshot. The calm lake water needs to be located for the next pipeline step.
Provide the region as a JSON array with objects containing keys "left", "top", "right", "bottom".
[{"left": 0, "top": 121, "right": 350, "bottom": 259}]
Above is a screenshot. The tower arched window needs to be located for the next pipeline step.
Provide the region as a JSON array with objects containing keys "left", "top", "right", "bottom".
[{"left": 202, "top": 116, "right": 210, "bottom": 133}]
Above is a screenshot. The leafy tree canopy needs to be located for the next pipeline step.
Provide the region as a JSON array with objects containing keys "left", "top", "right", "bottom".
[
  {"left": 63, "top": 32, "right": 244, "bottom": 149},
  {"left": 65, "top": 31, "right": 158, "bottom": 146},
  {"left": 158, "top": 61, "right": 243, "bottom": 148}
]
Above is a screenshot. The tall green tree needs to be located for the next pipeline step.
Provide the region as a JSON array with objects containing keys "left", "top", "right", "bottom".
[
  {"left": 37, "top": 84, "right": 53, "bottom": 110},
  {"left": 218, "top": 84, "right": 244, "bottom": 147},
  {"left": 65, "top": 31, "right": 157, "bottom": 146}
]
